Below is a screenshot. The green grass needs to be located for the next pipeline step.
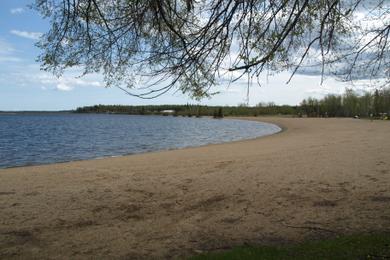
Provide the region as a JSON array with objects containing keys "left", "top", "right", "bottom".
[{"left": 190, "top": 233, "right": 390, "bottom": 260}]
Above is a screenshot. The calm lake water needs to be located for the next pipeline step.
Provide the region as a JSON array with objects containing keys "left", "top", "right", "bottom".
[{"left": 0, "top": 114, "right": 281, "bottom": 168}]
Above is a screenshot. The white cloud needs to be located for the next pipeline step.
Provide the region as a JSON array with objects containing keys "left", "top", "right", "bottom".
[
  {"left": 29, "top": 69, "right": 103, "bottom": 91},
  {"left": 204, "top": 70, "right": 373, "bottom": 106},
  {"left": 52, "top": 76, "right": 102, "bottom": 91},
  {"left": 56, "top": 83, "right": 73, "bottom": 91},
  {"left": 10, "top": 30, "right": 43, "bottom": 40},
  {"left": 10, "top": 8, "right": 24, "bottom": 14},
  {"left": 0, "top": 39, "right": 21, "bottom": 63},
  {"left": 0, "top": 60, "right": 104, "bottom": 92},
  {"left": 0, "top": 56, "right": 22, "bottom": 62},
  {"left": 0, "top": 39, "right": 15, "bottom": 54},
  {"left": 0, "top": 54, "right": 377, "bottom": 106}
]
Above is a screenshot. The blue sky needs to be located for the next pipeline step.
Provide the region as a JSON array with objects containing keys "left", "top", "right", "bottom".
[{"left": 0, "top": 0, "right": 370, "bottom": 111}]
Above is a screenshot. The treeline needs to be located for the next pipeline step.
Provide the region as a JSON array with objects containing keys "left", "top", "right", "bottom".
[
  {"left": 75, "top": 87, "right": 390, "bottom": 118},
  {"left": 301, "top": 88, "right": 390, "bottom": 118},
  {"left": 75, "top": 103, "right": 298, "bottom": 117}
]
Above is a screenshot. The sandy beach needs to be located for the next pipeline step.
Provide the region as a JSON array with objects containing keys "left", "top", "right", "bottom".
[{"left": 1, "top": 117, "right": 389, "bottom": 259}]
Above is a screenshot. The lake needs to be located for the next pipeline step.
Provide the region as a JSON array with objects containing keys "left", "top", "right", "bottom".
[{"left": 0, "top": 114, "right": 281, "bottom": 168}]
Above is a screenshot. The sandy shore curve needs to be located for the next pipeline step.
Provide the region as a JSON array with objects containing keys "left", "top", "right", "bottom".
[{"left": 1, "top": 117, "right": 389, "bottom": 259}]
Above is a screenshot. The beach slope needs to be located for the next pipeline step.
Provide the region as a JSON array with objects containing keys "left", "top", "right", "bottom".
[{"left": 1, "top": 117, "right": 389, "bottom": 259}]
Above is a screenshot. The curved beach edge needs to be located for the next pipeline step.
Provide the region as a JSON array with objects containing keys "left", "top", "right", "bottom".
[
  {"left": 1, "top": 117, "right": 390, "bottom": 259},
  {"left": 0, "top": 117, "right": 285, "bottom": 170}
]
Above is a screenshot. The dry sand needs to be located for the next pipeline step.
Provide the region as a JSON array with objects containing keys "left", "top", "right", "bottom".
[{"left": 0, "top": 117, "right": 390, "bottom": 259}]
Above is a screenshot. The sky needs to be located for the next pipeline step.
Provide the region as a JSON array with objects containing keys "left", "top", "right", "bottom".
[{"left": 0, "top": 0, "right": 375, "bottom": 111}]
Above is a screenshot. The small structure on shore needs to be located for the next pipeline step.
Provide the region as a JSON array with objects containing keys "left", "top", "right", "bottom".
[{"left": 160, "top": 109, "right": 175, "bottom": 116}]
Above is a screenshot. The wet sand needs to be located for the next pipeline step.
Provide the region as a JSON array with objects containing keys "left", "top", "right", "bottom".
[{"left": 0, "top": 117, "right": 389, "bottom": 259}]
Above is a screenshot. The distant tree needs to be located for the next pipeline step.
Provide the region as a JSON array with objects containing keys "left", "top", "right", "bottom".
[
  {"left": 322, "top": 94, "right": 343, "bottom": 117},
  {"left": 213, "top": 107, "right": 224, "bottom": 118},
  {"left": 358, "top": 92, "right": 372, "bottom": 117},
  {"left": 383, "top": 88, "right": 390, "bottom": 114},
  {"left": 213, "top": 110, "right": 218, "bottom": 118},
  {"left": 196, "top": 105, "right": 201, "bottom": 118},
  {"left": 343, "top": 88, "right": 359, "bottom": 117},
  {"left": 218, "top": 107, "right": 224, "bottom": 118},
  {"left": 373, "top": 89, "right": 383, "bottom": 116},
  {"left": 302, "top": 97, "right": 320, "bottom": 117},
  {"left": 34, "top": 0, "right": 389, "bottom": 99},
  {"left": 73, "top": 87, "right": 390, "bottom": 118}
]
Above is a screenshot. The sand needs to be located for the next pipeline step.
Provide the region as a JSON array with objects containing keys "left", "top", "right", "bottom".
[{"left": 0, "top": 117, "right": 389, "bottom": 259}]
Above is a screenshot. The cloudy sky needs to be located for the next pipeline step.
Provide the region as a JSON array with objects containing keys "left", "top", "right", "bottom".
[{"left": 0, "top": 0, "right": 372, "bottom": 111}]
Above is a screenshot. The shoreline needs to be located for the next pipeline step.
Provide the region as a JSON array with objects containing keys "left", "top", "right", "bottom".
[
  {"left": 0, "top": 117, "right": 283, "bottom": 170},
  {"left": 1, "top": 117, "right": 389, "bottom": 259}
]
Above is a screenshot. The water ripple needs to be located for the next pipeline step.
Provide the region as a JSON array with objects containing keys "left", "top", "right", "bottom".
[{"left": 0, "top": 114, "right": 280, "bottom": 168}]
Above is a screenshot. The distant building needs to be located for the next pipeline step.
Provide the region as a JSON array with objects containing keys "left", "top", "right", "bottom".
[{"left": 160, "top": 110, "right": 175, "bottom": 115}]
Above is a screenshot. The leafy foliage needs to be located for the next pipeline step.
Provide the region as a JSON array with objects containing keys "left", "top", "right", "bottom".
[
  {"left": 35, "top": 0, "right": 389, "bottom": 98},
  {"left": 300, "top": 87, "right": 390, "bottom": 117}
]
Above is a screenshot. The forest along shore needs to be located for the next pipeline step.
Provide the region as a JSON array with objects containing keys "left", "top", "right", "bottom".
[
  {"left": 75, "top": 87, "right": 390, "bottom": 118},
  {"left": 0, "top": 117, "right": 390, "bottom": 259}
]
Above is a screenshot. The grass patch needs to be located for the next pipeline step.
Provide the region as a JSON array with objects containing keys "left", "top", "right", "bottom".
[{"left": 190, "top": 233, "right": 390, "bottom": 260}]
